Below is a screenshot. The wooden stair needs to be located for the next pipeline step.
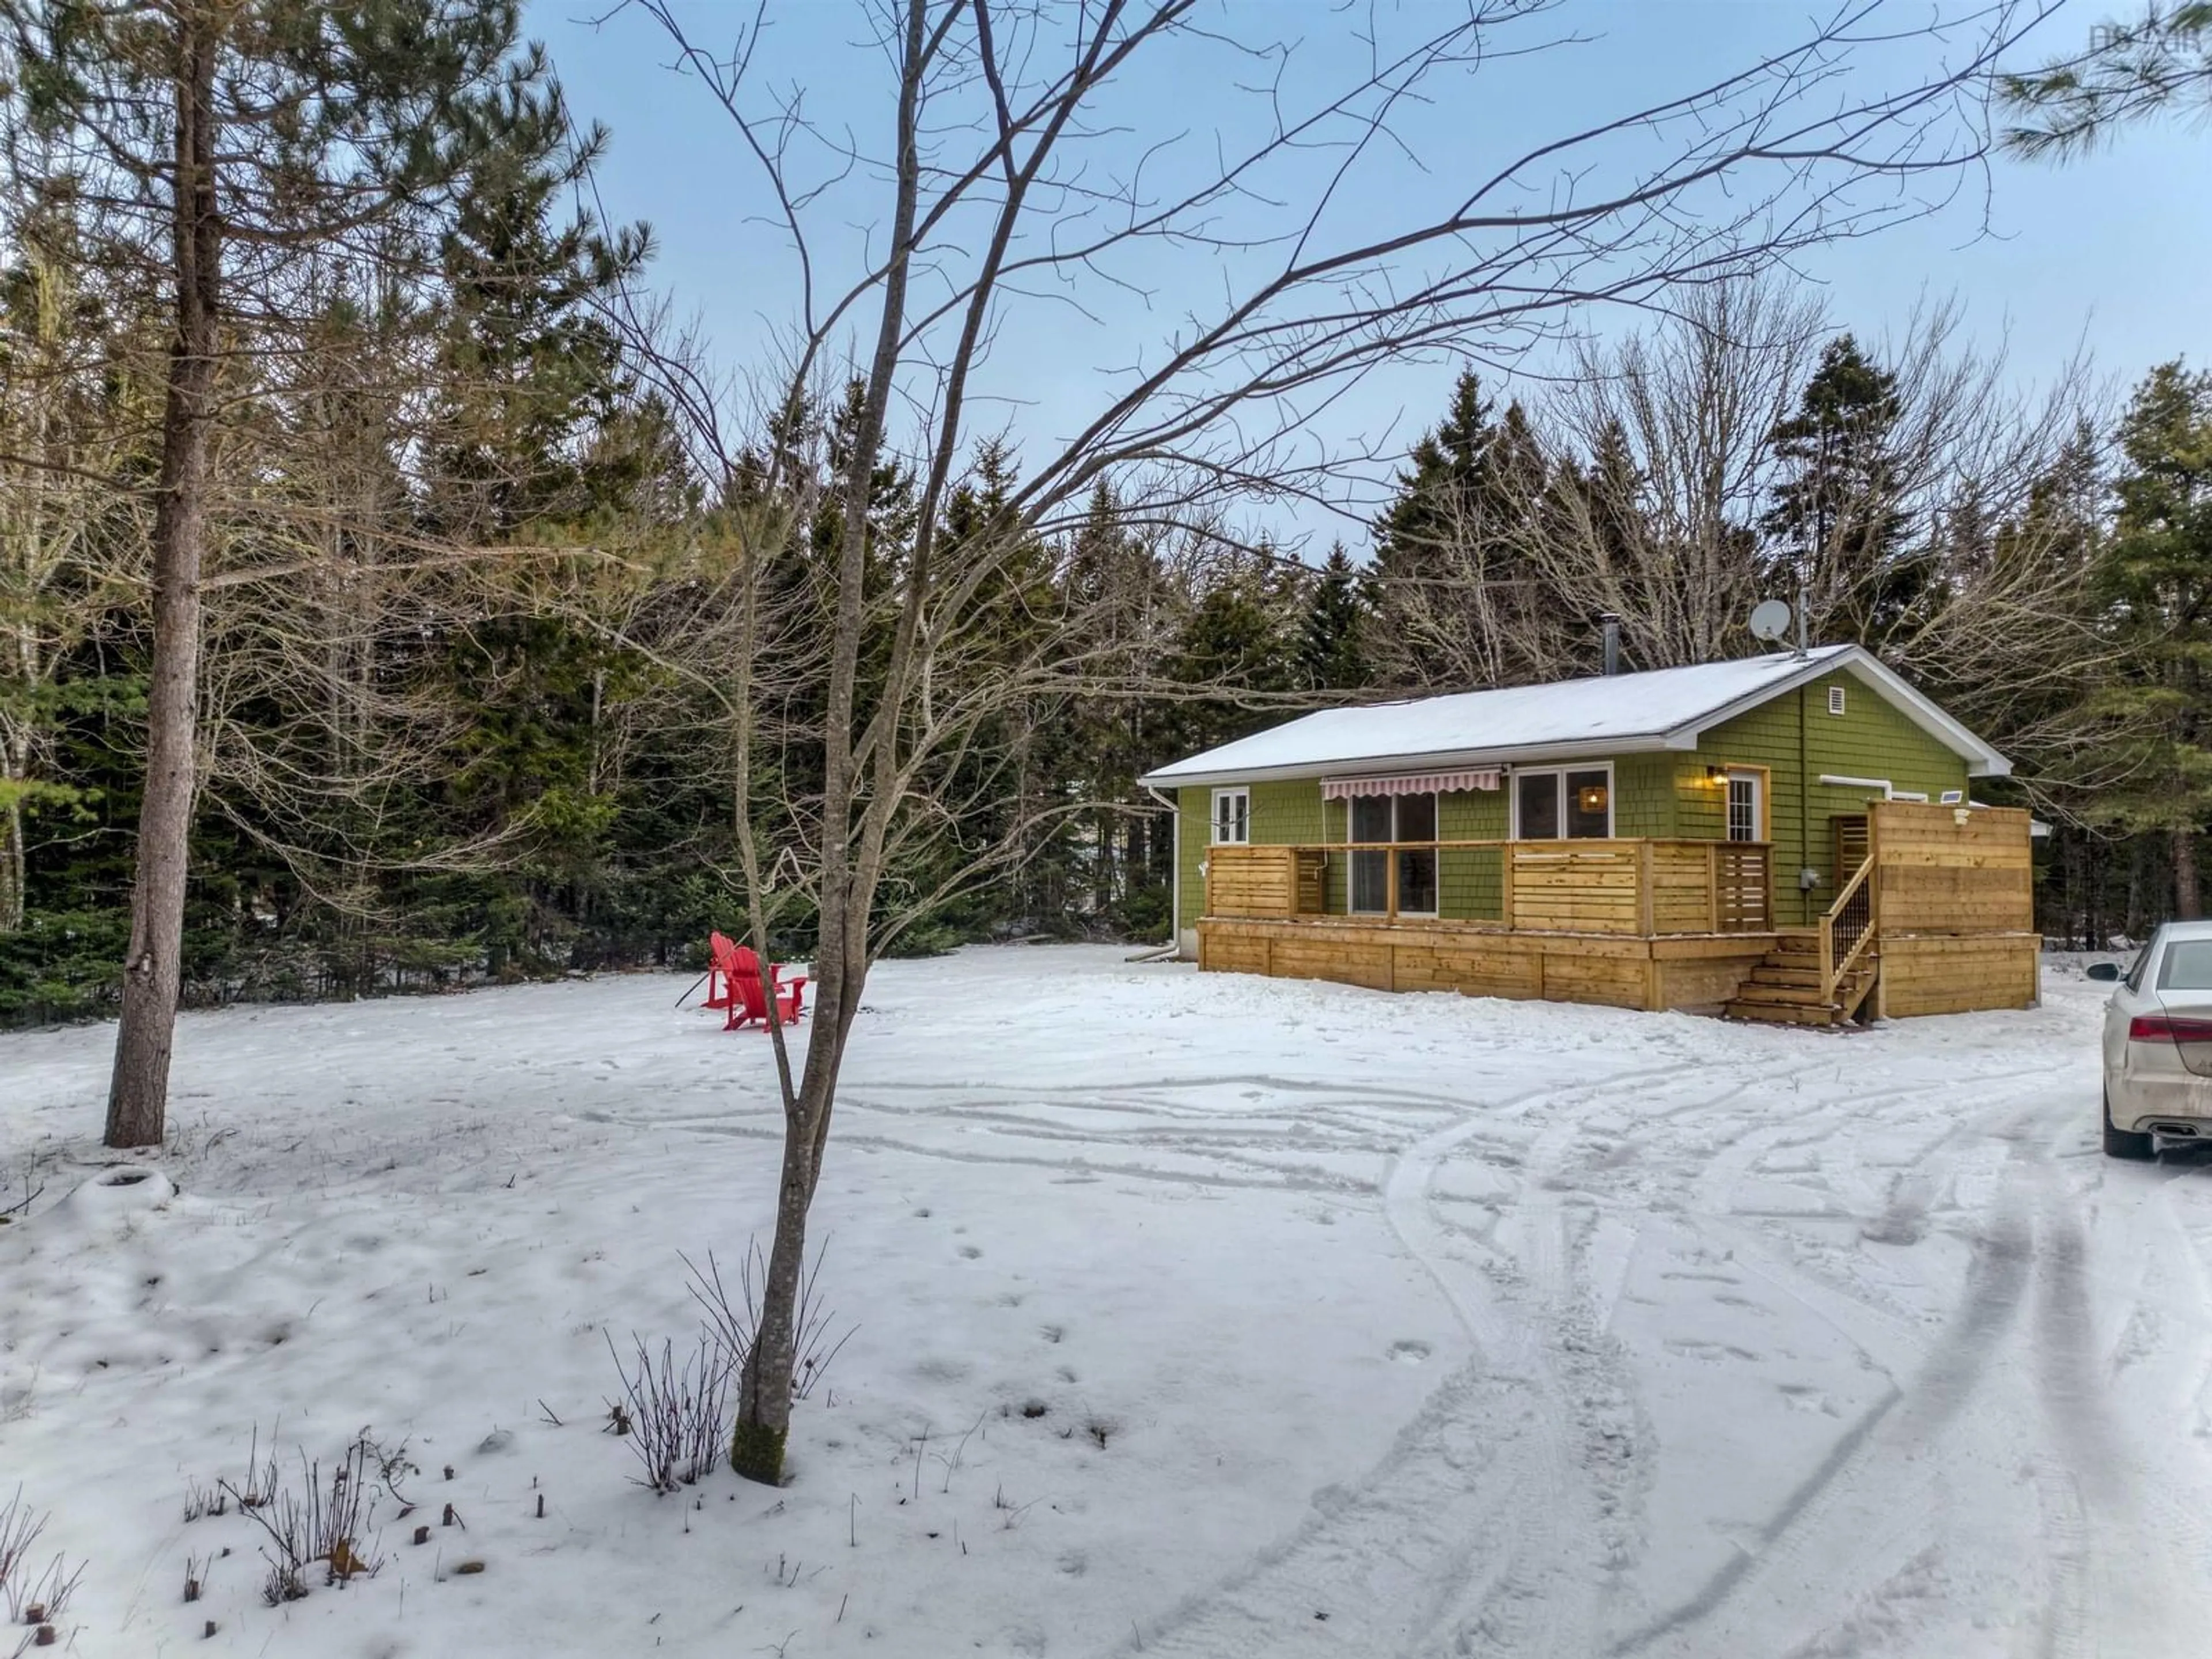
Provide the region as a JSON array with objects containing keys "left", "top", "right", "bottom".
[{"left": 1725, "top": 931, "right": 1878, "bottom": 1028}]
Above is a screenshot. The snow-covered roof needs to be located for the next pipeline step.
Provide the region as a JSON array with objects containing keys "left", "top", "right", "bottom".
[{"left": 1140, "top": 645, "right": 2012, "bottom": 787}]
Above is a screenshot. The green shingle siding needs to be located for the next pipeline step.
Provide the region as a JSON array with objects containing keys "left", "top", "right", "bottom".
[
  {"left": 1688, "top": 667, "right": 1967, "bottom": 925},
  {"left": 1172, "top": 665, "right": 1971, "bottom": 935},
  {"left": 1176, "top": 780, "right": 1327, "bottom": 933},
  {"left": 1175, "top": 780, "right": 1510, "bottom": 928},
  {"left": 1612, "top": 753, "right": 1678, "bottom": 838}
]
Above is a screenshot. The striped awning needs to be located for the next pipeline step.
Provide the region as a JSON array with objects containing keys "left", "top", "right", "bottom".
[{"left": 1320, "top": 768, "right": 1499, "bottom": 800}]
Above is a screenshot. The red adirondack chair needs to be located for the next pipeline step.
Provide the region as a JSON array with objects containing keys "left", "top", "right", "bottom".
[
  {"left": 706, "top": 931, "right": 805, "bottom": 1031},
  {"left": 704, "top": 931, "right": 744, "bottom": 1014}
]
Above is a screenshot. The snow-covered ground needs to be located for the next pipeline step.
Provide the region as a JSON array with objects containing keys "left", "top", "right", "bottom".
[{"left": 3, "top": 946, "right": 2209, "bottom": 1657}]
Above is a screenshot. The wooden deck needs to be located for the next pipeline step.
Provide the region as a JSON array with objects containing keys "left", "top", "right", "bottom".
[{"left": 1197, "top": 805, "right": 2039, "bottom": 1023}]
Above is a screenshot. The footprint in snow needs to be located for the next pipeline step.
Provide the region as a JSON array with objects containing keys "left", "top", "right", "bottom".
[{"left": 1387, "top": 1339, "right": 1432, "bottom": 1365}]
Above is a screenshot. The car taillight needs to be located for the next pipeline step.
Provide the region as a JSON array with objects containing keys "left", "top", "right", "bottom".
[{"left": 2130, "top": 1014, "right": 2212, "bottom": 1043}]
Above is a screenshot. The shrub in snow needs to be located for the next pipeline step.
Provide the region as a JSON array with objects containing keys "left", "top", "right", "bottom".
[
  {"left": 605, "top": 1243, "right": 855, "bottom": 1494},
  {"left": 214, "top": 1430, "right": 398, "bottom": 1606},
  {"left": 605, "top": 1332, "right": 733, "bottom": 1495},
  {"left": 0, "top": 1487, "right": 81, "bottom": 1651},
  {"left": 685, "top": 1241, "right": 854, "bottom": 1404}
]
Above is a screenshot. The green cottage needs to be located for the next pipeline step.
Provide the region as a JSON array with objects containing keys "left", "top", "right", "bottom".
[{"left": 1139, "top": 645, "right": 2037, "bottom": 1025}]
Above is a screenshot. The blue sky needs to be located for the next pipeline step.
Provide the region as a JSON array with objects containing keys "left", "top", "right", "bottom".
[{"left": 529, "top": 1, "right": 2206, "bottom": 550}]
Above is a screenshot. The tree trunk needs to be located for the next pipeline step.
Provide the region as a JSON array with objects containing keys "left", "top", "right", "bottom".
[
  {"left": 730, "top": 0, "right": 926, "bottom": 1487},
  {"left": 106, "top": 13, "right": 221, "bottom": 1150},
  {"left": 2127, "top": 836, "right": 2149, "bottom": 942},
  {"left": 0, "top": 731, "right": 24, "bottom": 931},
  {"left": 729, "top": 1086, "right": 819, "bottom": 1483},
  {"left": 2177, "top": 825, "right": 2203, "bottom": 922}
]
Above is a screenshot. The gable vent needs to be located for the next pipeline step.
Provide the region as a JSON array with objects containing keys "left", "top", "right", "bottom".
[{"left": 1827, "top": 685, "right": 1847, "bottom": 715}]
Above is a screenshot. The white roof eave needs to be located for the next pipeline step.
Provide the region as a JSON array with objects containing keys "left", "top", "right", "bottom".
[{"left": 1139, "top": 733, "right": 1675, "bottom": 790}]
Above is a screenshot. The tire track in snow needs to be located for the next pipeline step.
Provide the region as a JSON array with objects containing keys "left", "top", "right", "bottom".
[
  {"left": 1613, "top": 1080, "right": 2070, "bottom": 1658},
  {"left": 1620, "top": 1156, "right": 2038, "bottom": 1656},
  {"left": 1100, "top": 1064, "right": 1690, "bottom": 1659},
  {"left": 2024, "top": 1141, "right": 2212, "bottom": 1653},
  {"left": 1409, "top": 1067, "right": 1828, "bottom": 1659}
]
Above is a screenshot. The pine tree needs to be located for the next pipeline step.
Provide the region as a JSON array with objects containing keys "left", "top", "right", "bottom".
[
  {"left": 0, "top": 0, "right": 637, "bottom": 1143},
  {"left": 1166, "top": 556, "right": 1298, "bottom": 759},
  {"left": 2096, "top": 361, "right": 2212, "bottom": 918},
  {"left": 1363, "top": 370, "right": 1554, "bottom": 688},
  {"left": 2003, "top": 4, "right": 2212, "bottom": 158},
  {"left": 1762, "top": 335, "right": 1922, "bottom": 645},
  {"left": 1298, "top": 543, "right": 1370, "bottom": 689}
]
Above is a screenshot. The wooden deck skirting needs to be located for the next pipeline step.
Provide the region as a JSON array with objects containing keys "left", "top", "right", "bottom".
[{"left": 1197, "top": 914, "right": 1776, "bottom": 1016}]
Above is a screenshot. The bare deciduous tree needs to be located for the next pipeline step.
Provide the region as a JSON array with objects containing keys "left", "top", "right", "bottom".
[
  {"left": 613, "top": 0, "right": 2051, "bottom": 1482},
  {"left": 1511, "top": 282, "right": 2109, "bottom": 714},
  {"left": 0, "top": 236, "right": 153, "bottom": 933}
]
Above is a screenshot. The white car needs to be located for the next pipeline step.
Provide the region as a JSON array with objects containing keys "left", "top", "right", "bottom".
[{"left": 2090, "top": 920, "right": 2212, "bottom": 1158}]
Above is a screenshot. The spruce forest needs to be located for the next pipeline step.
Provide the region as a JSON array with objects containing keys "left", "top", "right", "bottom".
[{"left": 0, "top": 1, "right": 2206, "bottom": 1040}]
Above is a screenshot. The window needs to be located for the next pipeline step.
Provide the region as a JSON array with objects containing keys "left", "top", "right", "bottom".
[
  {"left": 1397, "top": 791, "right": 1438, "bottom": 915},
  {"left": 1725, "top": 771, "right": 1763, "bottom": 842},
  {"left": 2158, "top": 940, "right": 2212, "bottom": 991},
  {"left": 1512, "top": 766, "right": 1612, "bottom": 839},
  {"left": 2127, "top": 929, "right": 2159, "bottom": 994},
  {"left": 1210, "top": 787, "right": 1249, "bottom": 845},
  {"left": 1348, "top": 793, "right": 1438, "bottom": 915},
  {"left": 1827, "top": 685, "right": 1847, "bottom": 715},
  {"left": 1516, "top": 771, "right": 1559, "bottom": 840},
  {"left": 1350, "top": 797, "right": 1390, "bottom": 912}
]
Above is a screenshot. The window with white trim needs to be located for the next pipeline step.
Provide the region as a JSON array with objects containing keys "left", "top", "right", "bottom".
[
  {"left": 1210, "top": 787, "right": 1249, "bottom": 845},
  {"left": 1511, "top": 764, "right": 1613, "bottom": 839},
  {"left": 1725, "top": 770, "right": 1763, "bottom": 842}
]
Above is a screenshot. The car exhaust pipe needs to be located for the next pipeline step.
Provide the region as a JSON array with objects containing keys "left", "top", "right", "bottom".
[{"left": 2151, "top": 1122, "right": 2201, "bottom": 1138}]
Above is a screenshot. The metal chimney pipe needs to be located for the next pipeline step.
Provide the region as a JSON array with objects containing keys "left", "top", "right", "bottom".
[{"left": 1600, "top": 613, "right": 1621, "bottom": 676}]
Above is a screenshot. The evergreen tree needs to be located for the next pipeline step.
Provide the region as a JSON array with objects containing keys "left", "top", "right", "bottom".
[
  {"left": 1543, "top": 418, "right": 1664, "bottom": 674},
  {"left": 2094, "top": 361, "right": 2212, "bottom": 918},
  {"left": 2004, "top": 4, "right": 2212, "bottom": 158},
  {"left": 1165, "top": 554, "right": 1298, "bottom": 758},
  {"left": 1298, "top": 542, "right": 1370, "bottom": 689},
  {"left": 1761, "top": 335, "right": 1924, "bottom": 645},
  {"left": 1363, "top": 370, "right": 1554, "bottom": 688},
  {"left": 0, "top": 0, "right": 642, "bottom": 1141},
  {"left": 1057, "top": 482, "right": 1172, "bottom": 921}
]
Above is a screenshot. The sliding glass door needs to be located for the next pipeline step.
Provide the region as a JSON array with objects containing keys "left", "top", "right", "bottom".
[
  {"left": 1348, "top": 793, "right": 1438, "bottom": 915},
  {"left": 1350, "top": 797, "right": 1391, "bottom": 913},
  {"left": 1396, "top": 792, "right": 1438, "bottom": 914}
]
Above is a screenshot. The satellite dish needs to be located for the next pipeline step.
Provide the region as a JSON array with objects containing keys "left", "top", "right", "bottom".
[{"left": 1748, "top": 599, "right": 1793, "bottom": 645}]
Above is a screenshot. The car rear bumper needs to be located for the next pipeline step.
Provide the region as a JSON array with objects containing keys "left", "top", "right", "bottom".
[{"left": 2110, "top": 1073, "right": 2212, "bottom": 1135}]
